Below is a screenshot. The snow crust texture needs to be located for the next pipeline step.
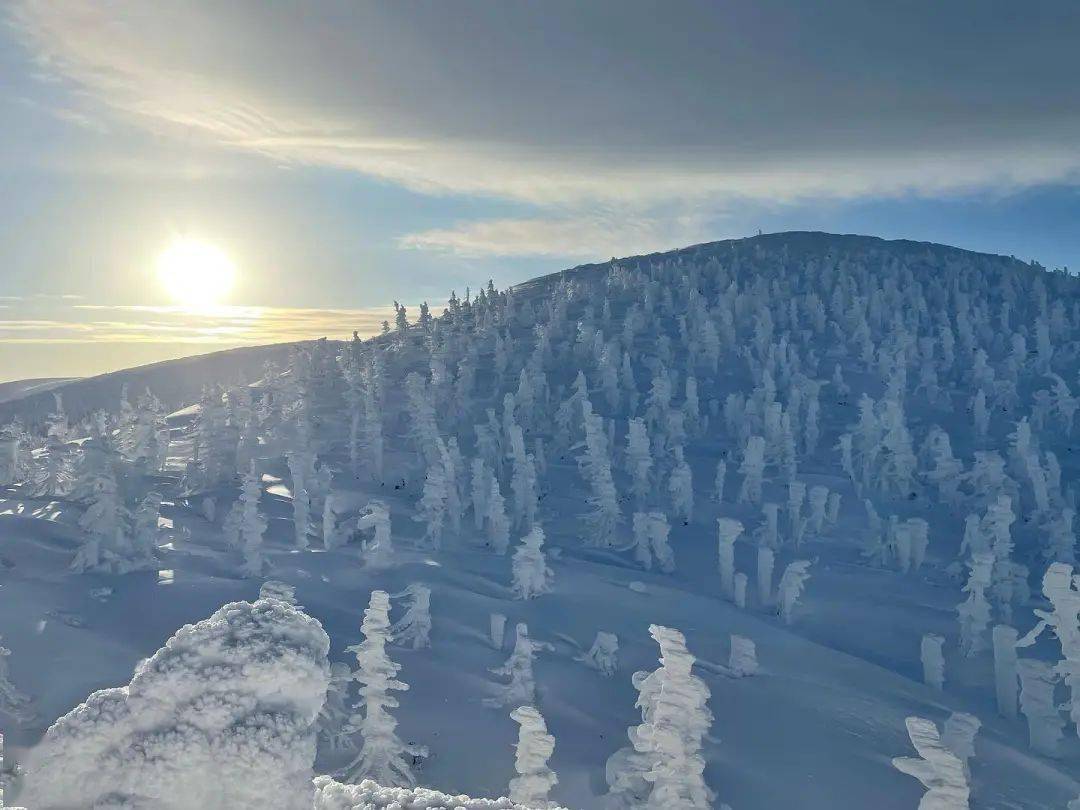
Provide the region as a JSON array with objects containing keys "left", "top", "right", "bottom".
[
  {"left": 312, "top": 776, "right": 568, "bottom": 810},
  {"left": 21, "top": 594, "right": 331, "bottom": 810}
]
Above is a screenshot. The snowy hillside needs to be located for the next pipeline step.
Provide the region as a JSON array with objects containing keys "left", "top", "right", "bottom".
[{"left": 2, "top": 231, "right": 1079, "bottom": 808}]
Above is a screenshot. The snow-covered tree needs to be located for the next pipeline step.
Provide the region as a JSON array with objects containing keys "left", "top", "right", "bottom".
[
  {"left": 287, "top": 450, "right": 313, "bottom": 550},
  {"left": 713, "top": 459, "right": 727, "bottom": 504},
  {"left": 490, "top": 612, "right": 507, "bottom": 650},
  {"left": 486, "top": 623, "right": 551, "bottom": 708},
  {"left": 632, "top": 511, "right": 675, "bottom": 574},
  {"left": 625, "top": 418, "right": 653, "bottom": 508},
  {"left": 512, "top": 526, "right": 554, "bottom": 599},
  {"left": 509, "top": 706, "right": 558, "bottom": 808},
  {"left": 668, "top": 447, "right": 693, "bottom": 525},
  {"left": 1016, "top": 562, "right": 1080, "bottom": 736},
  {"left": 487, "top": 478, "right": 511, "bottom": 555},
  {"left": 387, "top": 583, "right": 431, "bottom": 651},
  {"left": 757, "top": 546, "right": 775, "bottom": 606},
  {"left": 233, "top": 461, "right": 268, "bottom": 578},
  {"left": 728, "top": 634, "right": 758, "bottom": 677},
  {"left": 737, "top": 435, "right": 766, "bottom": 505},
  {"left": 921, "top": 634, "right": 945, "bottom": 691},
  {"left": 73, "top": 465, "right": 130, "bottom": 573},
  {"left": 777, "top": 560, "right": 812, "bottom": 625},
  {"left": 1017, "top": 658, "right": 1063, "bottom": 756},
  {"left": 342, "top": 590, "right": 413, "bottom": 787},
  {"left": 576, "top": 631, "right": 619, "bottom": 677},
  {"left": 992, "top": 625, "right": 1018, "bottom": 719},
  {"left": 957, "top": 552, "right": 993, "bottom": 657},
  {"left": 892, "top": 716, "right": 970, "bottom": 809},
  {"left": 357, "top": 500, "right": 393, "bottom": 568},
  {"left": 605, "top": 624, "right": 713, "bottom": 809},
  {"left": 21, "top": 591, "right": 330, "bottom": 810},
  {"left": 579, "top": 399, "right": 621, "bottom": 546},
  {"left": 716, "top": 518, "right": 744, "bottom": 600},
  {"left": 319, "top": 661, "right": 356, "bottom": 752},
  {"left": 807, "top": 485, "right": 829, "bottom": 533},
  {"left": 416, "top": 443, "right": 450, "bottom": 549}
]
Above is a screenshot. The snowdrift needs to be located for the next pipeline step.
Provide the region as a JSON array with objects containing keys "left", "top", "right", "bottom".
[{"left": 312, "top": 776, "right": 568, "bottom": 810}]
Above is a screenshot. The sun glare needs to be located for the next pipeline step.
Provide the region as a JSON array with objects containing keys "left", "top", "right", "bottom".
[{"left": 156, "top": 238, "right": 237, "bottom": 308}]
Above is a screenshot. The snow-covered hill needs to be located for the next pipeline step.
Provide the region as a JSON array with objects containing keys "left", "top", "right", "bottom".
[{"left": 1, "top": 231, "right": 1078, "bottom": 809}]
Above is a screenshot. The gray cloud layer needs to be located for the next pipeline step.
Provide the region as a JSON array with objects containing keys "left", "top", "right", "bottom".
[{"left": 9, "top": 1, "right": 1080, "bottom": 255}]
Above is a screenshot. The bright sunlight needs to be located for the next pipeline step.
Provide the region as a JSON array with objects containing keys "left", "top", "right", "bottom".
[{"left": 156, "top": 238, "right": 237, "bottom": 308}]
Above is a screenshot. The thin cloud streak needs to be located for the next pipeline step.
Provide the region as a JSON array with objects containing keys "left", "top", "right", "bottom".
[
  {"left": 400, "top": 213, "right": 716, "bottom": 259},
  {"left": 0, "top": 303, "right": 397, "bottom": 346}
]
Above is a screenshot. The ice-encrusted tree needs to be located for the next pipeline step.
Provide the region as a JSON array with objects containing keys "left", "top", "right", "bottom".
[
  {"left": 716, "top": 518, "right": 744, "bottom": 600},
  {"left": 737, "top": 435, "right": 766, "bottom": 505},
  {"left": 668, "top": 447, "right": 694, "bottom": 525},
  {"left": 892, "top": 716, "right": 970, "bottom": 809},
  {"left": 632, "top": 511, "right": 675, "bottom": 574},
  {"left": 1017, "top": 658, "right": 1063, "bottom": 756},
  {"left": 287, "top": 450, "right": 313, "bottom": 550},
  {"left": 342, "top": 590, "right": 414, "bottom": 787},
  {"left": 992, "top": 625, "right": 1018, "bottom": 719},
  {"left": 787, "top": 481, "right": 806, "bottom": 546},
  {"left": 390, "top": 584, "right": 431, "bottom": 650},
  {"left": 486, "top": 623, "right": 551, "bottom": 708},
  {"left": 234, "top": 461, "right": 268, "bottom": 578},
  {"left": 471, "top": 458, "right": 492, "bottom": 530},
  {"left": 507, "top": 423, "right": 539, "bottom": 531},
  {"left": 357, "top": 500, "right": 393, "bottom": 568},
  {"left": 729, "top": 634, "right": 758, "bottom": 677},
  {"left": 757, "top": 546, "right": 775, "bottom": 606},
  {"left": 487, "top": 478, "right": 512, "bottom": 554},
  {"left": 777, "top": 560, "right": 812, "bottom": 625},
  {"left": 73, "top": 465, "right": 131, "bottom": 573},
  {"left": 1045, "top": 507, "right": 1077, "bottom": 564},
  {"left": 513, "top": 526, "right": 554, "bottom": 600},
  {"left": 625, "top": 417, "right": 653, "bottom": 508},
  {"left": 605, "top": 624, "right": 713, "bottom": 810},
  {"left": 957, "top": 552, "right": 993, "bottom": 657},
  {"left": 579, "top": 399, "right": 621, "bottom": 546},
  {"left": 807, "top": 485, "right": 829, "bottom": 533},
  {"left": 416, "top": 446, "right": 450, "bottom": 550},
  {"left": 509, "top": 706, "right": 558, "bottom": 808},
  {"left": 319, "top": 661, "right": 356, "bottom": 752},
  {"left": 921, "top": 634, "right": 945, "bottom": 691},
  {"left": 576, "top": 631, "right": 619, "bottom": 677},
  {"left": 21, "top": 591, "right": 330, "bottom": 810},
  {"left": 942, "top": 713, "right": 980, "bottom": 779},
  {"left": 1016, "top": 562, "right": 1080, "bottom": 736},
  {"left": 713, "top": 459, "right": 727, "bottom": 504}
]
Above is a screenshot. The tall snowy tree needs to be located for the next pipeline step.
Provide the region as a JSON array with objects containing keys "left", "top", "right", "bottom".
[
  {"left": 342, "top": 590, "right": 413, "bottom": 787},
  {"left": 509, "top": 706, "right": 558, "bottom": 808},
  {"left": 605, "top": 624, "right": 713, "bottom": 809}
]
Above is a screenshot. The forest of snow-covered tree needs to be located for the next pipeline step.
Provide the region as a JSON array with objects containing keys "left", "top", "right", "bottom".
[{"left": 2, "top": 231, "right": 1080, "bottom": 808}]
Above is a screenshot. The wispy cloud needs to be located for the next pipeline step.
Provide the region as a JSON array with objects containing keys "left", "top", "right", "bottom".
[
  {"left": 399, "top": 212, "right": 715, "bottom": 259},
  {"left": 0, "top": 303, "right": 396, "bottom": 345}
]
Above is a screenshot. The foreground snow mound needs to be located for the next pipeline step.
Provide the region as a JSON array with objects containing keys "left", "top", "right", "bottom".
[
  {"left": 312, "top": 776, "right": 568, "bottom": 810},
  {"left": 22, "top": 593, "right": 331, "bottom": 810}
]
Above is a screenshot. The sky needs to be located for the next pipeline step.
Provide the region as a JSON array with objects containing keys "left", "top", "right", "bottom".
[{"left": 1, "top": 1, "right": 1080, "bottom": 383}]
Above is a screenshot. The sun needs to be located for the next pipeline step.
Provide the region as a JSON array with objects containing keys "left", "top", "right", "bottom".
[{"left": 156, "top": 238, "right": 237, "bottom": 308}]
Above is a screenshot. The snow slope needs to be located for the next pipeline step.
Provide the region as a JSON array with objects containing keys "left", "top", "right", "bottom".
[{"left": 1, "top": 232, "right": 1077, "bottom": 808}]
